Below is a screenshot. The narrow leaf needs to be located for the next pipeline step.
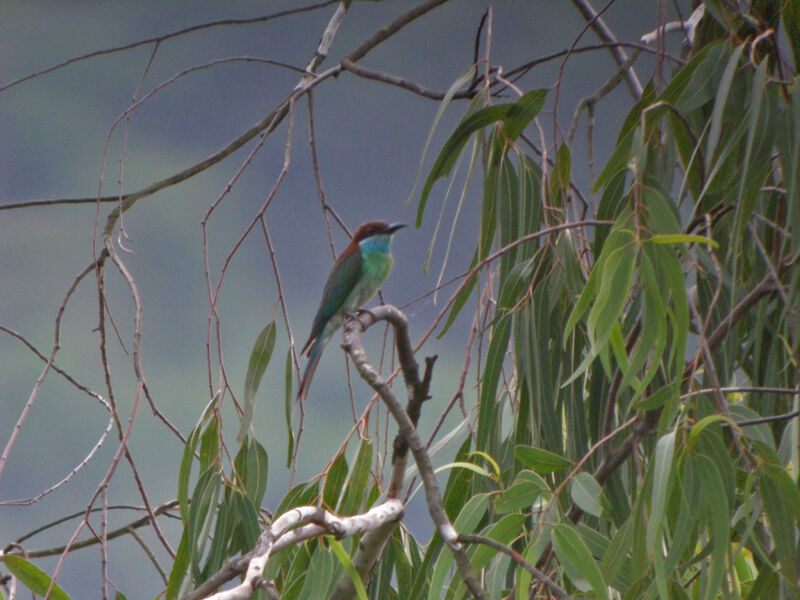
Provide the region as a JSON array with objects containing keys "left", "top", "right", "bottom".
[
  {"left": 515, "top": 445, "right": 573, "bottom": 473},
  {"left": 705, "top": 43, "right": 745, "bottom": 164},
  {"left": 647, "top": 432, "right": 676, "bottom": 566},
  {"left": 419, "top": 104, "right": 512, "bottom": 224},
  {"left": 329, "top": 538, "right": 368, "bottom": 600},
  {"left": 501, "top": 89, "right": 547, "bottom": 141},
  {"left": 408, "top": 65, "right": 477, "bottom": 205},
  {"left": 2, "top": 556, "right": 72, "bottom": 600},
  {"left": 551, "top": 523, "right": 609, "bottom": 599},
  {"left": 649, "top": 233, "right": 719, "bottom": 247},
  {"left": 338, "top": 438, "right": 373, "bottom": 515},
  {"left": 238, "top": 321, "right": 276, "bottom": 441}
]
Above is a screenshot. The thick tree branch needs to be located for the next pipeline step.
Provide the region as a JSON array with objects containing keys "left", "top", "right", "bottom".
[
  {"left": 342, "top": 305, "right": 488, "bottom": 600},
  {"left": 190, "top": 501, "right": 404, "bottom": 600},
  {"left": 331, "top": 306, "right": 436, "bottom": 600}
]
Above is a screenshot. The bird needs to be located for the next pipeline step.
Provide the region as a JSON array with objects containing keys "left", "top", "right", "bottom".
[{"left": 297, "top": 220, "right": 407, "bottom": 401}]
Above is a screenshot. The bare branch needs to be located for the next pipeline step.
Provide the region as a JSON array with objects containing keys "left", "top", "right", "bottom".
[
  {"left": 570, "top": 0, "right": 643, "bottom": 98},
  {"left": 342, "top": 305, "right": 488, "bottom": 600},
  {"left": 185, "top": 501, "right": 404, "bottom": 600},
  {"left": 458, "top": 534, "right": 576, "bottom": 600},
  {"left": 0, "top": 1, "right": 337, "bottom": 94}
]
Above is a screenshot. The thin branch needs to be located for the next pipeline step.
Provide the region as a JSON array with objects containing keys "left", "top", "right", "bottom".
[
  {"left": 458, "top": 534, "right": 576, "bottom": 600},
  {"left": 503, "top": 41, "right": 677, "bottom": 82},
  {"left": 0, "top": 1, "right": 337, "bottom": 94},
  {"left": 570, "top": 0, "right": 643, "bottom": 98},
  {"left": 567, "top": 46, "right": 643, "bottom": 146},
  {"left": 341, "top": 59, "right": 474, "bottom": 100},
  {"left": 0, "top": 415, "right": 115, "bottom": 507},
  {"left": 735, "top": 410, "right": 800, "bottom": 427},
  {"left": 0, "top": 260, "right": 97, "bottom": 484}
]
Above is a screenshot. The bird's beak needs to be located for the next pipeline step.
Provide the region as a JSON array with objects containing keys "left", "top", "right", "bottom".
[{"left": 387, "top": 223, "right": 408, "bottom": 234}]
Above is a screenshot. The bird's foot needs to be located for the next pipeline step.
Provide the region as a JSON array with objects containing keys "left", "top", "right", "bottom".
[{"left": 344, "top": 308, "right": 375, "bottom": 322}]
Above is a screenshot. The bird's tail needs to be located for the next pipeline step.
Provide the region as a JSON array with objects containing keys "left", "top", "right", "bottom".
[{"left": 297, "top": 341, "right": 322, "bottom": 402}]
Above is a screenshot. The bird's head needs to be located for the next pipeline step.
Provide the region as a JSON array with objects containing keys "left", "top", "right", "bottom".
[{"left": 352, "top": 221, "right": 407, "bottom": 243}]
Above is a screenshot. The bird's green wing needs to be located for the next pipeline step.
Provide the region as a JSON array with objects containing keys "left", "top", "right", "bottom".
[{"left": 306, "top": 248, "right": 362, "bottom": 347}]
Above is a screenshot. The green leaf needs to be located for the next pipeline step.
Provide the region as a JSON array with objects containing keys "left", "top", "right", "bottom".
[
  {"left": 188, "top": 467, "right": 222, "bottom": 580},
  {"left": 760, "top": 464, "right": 800, "bottom": 586},
  {"left": 274, "top": 480, "right": 320, "bottom": 519},
  {"left": 329, "top": 538, "right": 368, "bottom": 600},
  {"left": 472, "top": 514, "right": 527, "bottom": 571},
  {"left": 2, "top": 556, "right": 72, "bottom": 600},
  {"left": 495, "top": 470, "right": 551, "bottom": 514},
  {"left": 285, "top": 348, "right": 295, "bottom": 467},
  {"left": 246, "top": 439, "right": 268, "bottom": 506},
  {"left": 476, "top": 310, "right": 510, "bottom": 454},
  {"left": 338, "top": 438, "right": 373, "bottom": 515},
  {"left": 728, "top": 404, "right": 774, "bottom": 449},
  {"left": 705, "top": 42, "right": 745, "bottom": 164},
  {"left": 515, "top": 445, "right": 573, "bottom": 473},
  {"left": 600, "top": 520, "right": 633, "bottom": 591},
  {"left": 437, "top": 255, "right": 478, "bottom": 338},
  {"left": 419, "top": 104, "right": 512, "bottom": 224},
  {"left": 552, "top": 143, "right": 571, "bottom": 201},
  {"left": 594, "top": 84, "right": 654, "bottom": 192},
  {"left": 515, "top": 536, "right": 551, "bottom": 600},
  {"left": 784, "top": 0, "right": 800, "bottom": 68},
  {"left": 688, "top": 414, "right": 736, "bottom": 448},
  {"left": 428, "top": 494, "right": 489, "bottom": 600},
  {"left": 468, "top": 450, "right": 501, "bottom": 478},
  {"left": 570, "top": 472, "right": 603, "bottom": 517},
  {"left": 623, "top": 251, "right": 667, "bottom": 399},
  {"left": 165, "top": 530, "right": 191, "bottom": 599},
  {"left": 692, "top": 454, "right": 730, "bottom": 600},
  {"left": 551, "top": 522, "right": 609, "bottom": 599},
  {"left": 323, "top": 451, "right": 348, "bottom": 510},
  {"left": 564, "top": 224, "right": 633, "bottom": 345},
  {"left": 408, "top": 65, "right": 477, "bottom": 206},
  {"left": 434, "top": 460, "right": 492, "bottom": 479},
  {"left": 649, "top": 233, "right": 719, "bottom": 247},
  {"left": 501, "top": 89, "right": 547, "bottom": 141},
  {"left": 178, "top": 396, "right": 220, "bottom": 523},
  {"left": 586, "top": 240, "right": 636, "bottom": 350},
  {"left": 634, "top": 381, "right": 679, "bottom": 411},
  {"left": 647, "top": 432, "right": 675, "bottom": 599},
  {"left": 298, "top": 542, "right": 336, "bottom": 600},
  {"left": 392, "top": 532, "right": 414, "bottom": 599},
  {"left": 238, "top": 321, "right": 276, "bottom": 441}
]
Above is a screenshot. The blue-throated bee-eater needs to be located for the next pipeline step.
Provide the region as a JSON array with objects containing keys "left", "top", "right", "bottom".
[{"left": 297, "top": 220, "right": 406, "bottom": 401}]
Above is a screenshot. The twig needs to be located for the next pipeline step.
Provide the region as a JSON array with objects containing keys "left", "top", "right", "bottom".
[
  {"left": 570, "top": 0, "right": 643, "bottom": 98},
  {"left": 126, "top": 525, "right": 169, "bottom": 585},
  {"left": 342, "top": 59, "right": 474, "bottom": 100},
  {"left": 0, "top": 1, "right": 337, "bottom": 94},
  {"left": 3, "top": 501, "right": 179, "bottom": 555},
  {"left": 458, "top": 534, "right": 575, "bottom": 600},
  {"left": 566, "top": 45, "right": 643, "bottom": 146},
  {"left": 0, "top": 415, "right": 115, "bottom": 507},
  {"left": 0, "top": 260, "right": 96, "bottom": 484}
]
